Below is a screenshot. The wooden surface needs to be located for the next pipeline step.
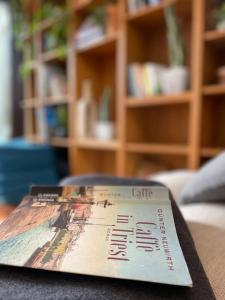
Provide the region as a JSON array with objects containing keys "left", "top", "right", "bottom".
[{"left": 22, "top": 0, "right": 225, "bottom": 177}]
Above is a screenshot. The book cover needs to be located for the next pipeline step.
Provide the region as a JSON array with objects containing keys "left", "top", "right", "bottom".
[{"left": 0, "top": 186, "right": 192, "bottom": 287}]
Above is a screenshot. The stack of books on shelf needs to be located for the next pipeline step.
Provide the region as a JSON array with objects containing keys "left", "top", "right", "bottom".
[
  {"left": 75, "top": 18, "right": 105, "bottom": 50},
  {"left": 39, "top": 65, "right": 67, "bottom": 98},
  {"left": 128, "top": 62, "right": 164, "bottom": 97},
  {"left": 36, "top": 105, "right": 68, "bottom": 141},
  {"left": 127, "top": 0, "right": 161, "bottom": 13}
]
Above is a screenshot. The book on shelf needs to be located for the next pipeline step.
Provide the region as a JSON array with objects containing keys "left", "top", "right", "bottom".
[
  {"left": 128, "top": 62, "right": 164, "bottom": 97},
  {"left": 35, "top": 105, "right": 68, "bottom": 140},
  {"left": 0, "top": 185, "right": 192, "bottom": 287},
  {"left": 35, "top": 107, "right": 48, "bottom": 141},
  {"left": 127, "top": 0, "right": 161, "bottom": 13},
  {"left": 75, "top": 19, "right": 105, "bottom": 50},
  {"left": 38, "top": 65, "right": 67, "bottom": 98}
]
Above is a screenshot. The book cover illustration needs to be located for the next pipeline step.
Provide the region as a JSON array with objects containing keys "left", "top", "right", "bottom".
[{"left": 0, "top": 186, "right": 192, "bottom": 287}]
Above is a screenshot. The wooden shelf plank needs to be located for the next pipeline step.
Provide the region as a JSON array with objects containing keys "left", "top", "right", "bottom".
[
  {"left": 23, "top": 96, "right": 71, "bottom": 108},
  {"left": 76, "top": 34, "right": 117, "bottom": 55},
  {"left": 204, "top": 29, "right": 225, "bottom": 43},
  {"left": 127, "top": 0, "right": 174, "bottom": 21},
  {"left": 22, "top": 99, "right": 39, "bottom": 109},
  {"left": 22, "top": 60, "right": 38, "bottom": 70},
  {"left": 73, "top": 0, "right": 102, "bottom": 12},
  {"left": 39, "top": 16, "right": 62, "bottom": 32},
  {"left": 126, "top": 143, "right": 189, "bottom": 155},
  {"left": 201, "top": 147, "right": 223, "bottom": 157},
  {"left": 127, "top": 92, "right": 192, "bottom": 107},
  {"left": 127, "top": 0, "right": 190, "bottom": 27},
  {"left": 26, "top": 135, "right": 69, "bottom": 148},
  {"left": 21, "top": 32, "right": 33, "bottom": 42},
  {"left": 25, "top": 134, "right": 38, "bottom": 141},
  {"left": 43, "top": 95, "right": 71, "bottom": 106},
  {"left": 203, "top": 84, "right": 225, "bottom": 95},
  {"left": 77, "top": 138, "right": 119, "bottom": 150},
  {"left": 49, "top": 137, "right": 70, "bottom": 148},
  {"left": 41, "top": 49, "right": 66, "bottom": 63}
]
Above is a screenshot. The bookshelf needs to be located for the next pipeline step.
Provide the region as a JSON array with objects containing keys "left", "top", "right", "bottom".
[{"left": 22, "top": 0, "right": 225, "bottom": 177}]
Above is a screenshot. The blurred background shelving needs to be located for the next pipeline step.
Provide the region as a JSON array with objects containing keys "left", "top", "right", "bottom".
[{"left": 19, "top": 0, "right": 225, "bottom": 178}]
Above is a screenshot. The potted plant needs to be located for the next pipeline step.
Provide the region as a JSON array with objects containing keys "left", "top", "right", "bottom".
[
  {"left": 160, "top": 5, "right": 189, "bottom": 94},
  {"left": 11, "top": 1, "right": 68, "bottom": 78},
  {"left": 95, "top": 87, "right": 115, "bottom": 141}
]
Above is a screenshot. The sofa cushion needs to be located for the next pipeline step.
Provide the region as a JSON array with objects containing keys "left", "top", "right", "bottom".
[
  {"left": 149, "top": 170, "right": 195, "bottom": 203},
  {"left": 181, "top": 152, "right": 225, "bottom": 204},
  {"left": 187, "top": 222, "right": 225, "bottom": 300}
]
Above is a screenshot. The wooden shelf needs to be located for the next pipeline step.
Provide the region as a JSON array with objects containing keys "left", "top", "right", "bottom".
[
  {"left": 49, "top": 137, "right": 70, "bottom": 148},
  {"left": 127, "top": 0, "right": 175, "bottom": 23},
  {"left": 201, "top": 147, "right": 223, "bottom": 157},
  {"left": 204, "top": 29, "right": 225, "bottom": 45},
  {"left": 41, "top": 49, "right": 66, "bottom": 63},
  {"left": 126, "top": 0, "right": 190, "bottom": 26},
  {"left": 76, "top": 34, "right": 117, "bottom": 55},
  {"left": 203, "top": 84, "right": 225, "bottom": 95},
  {"left": 22, "top": 1, "right": 222, "bottom": 175},
  {"left": 73, "top": 0, "right": 101, "bottom": 12},
  {"left": 126, "top": 143, "right": 189, "bottom": 155},
  {"left": 21, "top": 32, "right": 33, "bottom": 42},
  {"left": 25, "top": 134, "right": 38, "bottom": 141},
  {"left": 77, "top": 138, "right": 119, "bottom": 150},
  {"left": 25, "top": 135, "right": 48, "bottom": 144},
  {"left": 22, "top": 60, "right": 37, "bottom": 70},
  {"left": 39, "top": 16, "right": 62, "bottom": 32},
  {"left": 127, "top": 92, "right": 192, "bottom": 107},
  {"left": 43, "top": 95, "right": 71, "bottom": 106},
  {"left": 26, "top": 135, "right": 69, "bottom": 148},
  {"left": 23, "top": 96, "right": 70, "bottom": 108},
  {"left": 22, "top": 99, "right": 40, "bottom": 109}
]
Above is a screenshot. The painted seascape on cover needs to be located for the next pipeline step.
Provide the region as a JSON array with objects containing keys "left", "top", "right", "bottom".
[{"left": 0, "top": 186, "right": 192, "bottom": 287}]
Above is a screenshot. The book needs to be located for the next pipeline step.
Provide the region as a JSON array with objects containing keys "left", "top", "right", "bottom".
[
  {"left": 38, "top": 65, "right": 67, "bottom": 98},
  {"left": 35, "top": 105, "right": 68, "bottom": 141},
  {"left": 127, "top": 0, "right": 161, "bottom": 13},
  {"left": 75, "top": 20, "right": 105, "bottom": 49},
  {"left": 128, "top": 62, "right": 164, "bottom": 97},
  {"left": 0, "top": 185, "right": 192, "bottom": 287}
]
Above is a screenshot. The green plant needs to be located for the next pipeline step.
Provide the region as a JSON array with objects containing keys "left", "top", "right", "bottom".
[
  {"left": 57, "top": 105, "right": 68, "bottom": 130},
  {"left": 98, "top": 87, "right": 112, "bottom": 122},
  {"left": 164, "top": 5, "right": 184, "bottom": 66},
  {"left": 89, "top": 6, "right": 106, "bottom": 27},
  {"left": 11, "top": 1, "right": 69, "bottom": 78},
  {"left": 19, "top": 60, "right": 33, "bottom": 78},
  {"left": 214, "top": 3, "right": 225, "bottom": 25}
]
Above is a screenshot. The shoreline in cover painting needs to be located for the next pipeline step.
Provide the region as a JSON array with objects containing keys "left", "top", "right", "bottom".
[{"left": 0, "top": 186, "right": 192, "bottom": 287}]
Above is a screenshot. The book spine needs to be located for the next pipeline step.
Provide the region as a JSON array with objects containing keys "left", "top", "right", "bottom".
[
  {"left": 143, "top": 64, "right": 152, "bottom": 96},
  {"left": 127, "top": 0, "right": 137, "bottom": 13},
  {"left": 135, "top": 64, "right": 145, "bottom": 97}
]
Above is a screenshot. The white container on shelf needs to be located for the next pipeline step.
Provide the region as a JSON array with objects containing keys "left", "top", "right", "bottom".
[
  {"left": 160, "top": 66, "right": 189, "bottom": 94},
  {"left": 95, "top": 121, "right": 115, "bottom": 141}
]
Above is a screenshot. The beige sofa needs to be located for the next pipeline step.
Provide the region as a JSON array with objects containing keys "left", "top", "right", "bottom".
[{"left": 151, "top": 171, "right": 225, "bottom": 300}]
